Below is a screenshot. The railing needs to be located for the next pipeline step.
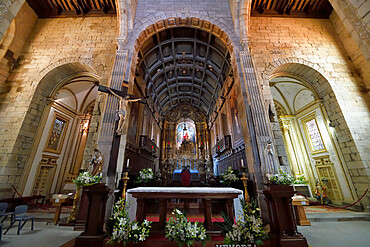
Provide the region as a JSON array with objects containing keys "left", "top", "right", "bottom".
[
  {"left": 212, "top": 135, "right": 232, "bottom": 157},
  {"left": 139, "top": 135, "right": 159, "bottom": 157}
]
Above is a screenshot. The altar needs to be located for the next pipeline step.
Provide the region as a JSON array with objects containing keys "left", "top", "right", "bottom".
[{"left": 127, "top": 187, "right": 242, "bottom": 230}]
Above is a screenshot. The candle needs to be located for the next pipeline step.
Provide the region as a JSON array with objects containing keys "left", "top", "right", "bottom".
[
  {"left": 126, "top": 159, "right": 130, "bottom": 168},
  {"left": 241, "top": 159, "right": 244, "bottom": 168}
]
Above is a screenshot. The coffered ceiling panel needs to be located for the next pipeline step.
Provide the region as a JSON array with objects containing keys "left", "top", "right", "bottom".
[{"left": 136, "top": 27, "right": 232, "bottom": 120}]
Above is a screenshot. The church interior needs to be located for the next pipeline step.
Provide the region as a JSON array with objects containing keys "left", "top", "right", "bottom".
[{"left": 0, "top": 0, "right": 369, "bottom": 246}]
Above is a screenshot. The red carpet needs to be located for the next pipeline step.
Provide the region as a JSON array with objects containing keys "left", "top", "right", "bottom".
[{"left": 145, "top": 216, "right": 225, "bottom": 223}]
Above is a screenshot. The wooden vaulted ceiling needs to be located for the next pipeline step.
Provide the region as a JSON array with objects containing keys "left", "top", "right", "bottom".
[
  {"left": 26, "top": 0, "right": 116, "bottom": 18},
  {"left": 136, "top": 27, "right": 232, "bottom": 119},
  {"left": 251, "top": 0, "right": 333, "bottom": 18},
  {"left": 27, "top": 0, "right": 333, "bottom": 19}
]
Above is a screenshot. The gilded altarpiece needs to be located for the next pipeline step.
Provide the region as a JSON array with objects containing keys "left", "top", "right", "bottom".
[{"left": 162, "top": 105, "right": 210, "bottom": 184}]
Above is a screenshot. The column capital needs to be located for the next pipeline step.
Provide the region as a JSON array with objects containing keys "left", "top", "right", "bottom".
[{"left": 116, "top": 36, "right": 127, "bottom": 50}]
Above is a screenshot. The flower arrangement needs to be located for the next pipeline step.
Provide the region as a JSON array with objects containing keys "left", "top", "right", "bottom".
[
  {"left": 293, "top": 175, "right": 308, "bottom": 184},
  {"left": 73, "top": 171, "right": 101, "bottom": 188},
  {"left": 107, "top": 198, "right": 152, "bottom": 245},
  {"left": 217, "top": 200, "right": 267, "bottom": 246},
  {"left": 221, "top": 167, "right": 239, "bottom": 185},
  {"left": 135, "top": 168, "right": 154, "bottom": 184},
  {"left": 269, "top": 169, "right": 295, "bottom": 185},
  {"left": 165, "top": 208, "right": 208, "bottom": 247}
]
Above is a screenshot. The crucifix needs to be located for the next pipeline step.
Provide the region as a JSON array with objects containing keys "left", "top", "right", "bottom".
[
  {"left": 98, "top": 84, "right": 144, "bottom": 176},
  {"left": 98, "top": 85, "right": 144, "bottom": 135}
]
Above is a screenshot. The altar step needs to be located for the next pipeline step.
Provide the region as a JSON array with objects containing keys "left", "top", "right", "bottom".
[{"left": 306, "top": 212, "right": 370, "bottom": 222}]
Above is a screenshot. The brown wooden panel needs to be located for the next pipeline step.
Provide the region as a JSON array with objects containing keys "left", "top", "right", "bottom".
[{"left": 251, "top": 0, "right": 332, "bottom": 18}]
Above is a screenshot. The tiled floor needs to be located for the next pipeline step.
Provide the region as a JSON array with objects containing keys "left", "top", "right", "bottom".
[{"left": 0, "top": 204, "right": 369, "bottom": 247}]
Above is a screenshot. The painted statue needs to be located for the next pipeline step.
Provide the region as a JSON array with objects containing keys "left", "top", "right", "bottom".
[
  {"left": 314, "top": 180, "right": 329, "bottom": 205},
  {"left": 90, "top": 149, "right": 103, "bottom": 176}
]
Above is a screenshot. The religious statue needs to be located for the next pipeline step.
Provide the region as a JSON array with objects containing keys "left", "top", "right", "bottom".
[
  {"left": 90, "top": 148, "right": 103, "bottom": 176},
  {"left": 108, "top": 88, "right": 142, "bottom": 135},
  {"left": 314, "top": 180, "right": 329, "bottom": 204},
  {"left": 264, "top": 141, "right": 277, "bottom": 179}
]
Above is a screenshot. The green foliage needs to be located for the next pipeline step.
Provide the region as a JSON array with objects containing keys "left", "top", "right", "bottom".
[
  {"left": 217, "top": 199, "right": 267, "bottom": 246},
  {"left": 269, "top": 169, "right": 295, "bottom": 185},
  {"left": 73, "top": 171, "right": 101, "bottom": 188},
  {"left": 293, "top": 175, "right": 309, "bottom": 184},
  {"left": 135, "top": 168, "right": 154, "bottom": 184},
  {"left": 221, "top": 167, "right": 239, "bottom": 185},
  {"left": 107, "top": 199, "right": 152, "bottom": 245},
  {"left": 165, "top": 208, "right": 208, "bottom": 247}
]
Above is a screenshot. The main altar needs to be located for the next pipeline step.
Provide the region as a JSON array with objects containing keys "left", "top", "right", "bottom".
[{"left": 161, "top": 105, "right": 211, "bottom": 185}]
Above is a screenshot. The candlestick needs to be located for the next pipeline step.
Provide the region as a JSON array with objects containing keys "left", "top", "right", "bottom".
[
  {"left": 121, "top": 171, "right": 130, "bottom": 201},
  {"left": 241, "top": 172, "right": 250, "bottom": 203},
  {"left": 126, "top": 159, "right": 130, "bottom": 168}
]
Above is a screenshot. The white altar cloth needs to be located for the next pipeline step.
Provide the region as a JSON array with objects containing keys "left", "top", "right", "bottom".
[
  {"left": 125, "top": 187, "right": 244, "bottom": 221},
  {"left": 127, "top": 187, "right": 243, "bottom": 194}
]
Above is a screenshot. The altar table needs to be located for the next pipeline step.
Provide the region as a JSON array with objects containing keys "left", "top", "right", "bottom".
[{"left": 127, "top": 187, "right": 243, "bottom": 230}]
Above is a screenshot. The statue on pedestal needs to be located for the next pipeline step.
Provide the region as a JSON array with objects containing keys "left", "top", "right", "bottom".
[{"left": 90, "top": 149, "right": 103, "bottom": 176}]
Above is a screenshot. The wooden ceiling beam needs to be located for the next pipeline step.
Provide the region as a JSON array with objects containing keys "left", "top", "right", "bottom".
[
  {"left": 26, "top": 0, "right": 116, "bottom": 18},
  {"left": 251, "top": 0, "right": 332, "bottom": 18}
]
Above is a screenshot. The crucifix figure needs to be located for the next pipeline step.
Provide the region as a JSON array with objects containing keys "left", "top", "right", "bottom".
[
  {"left": 98, "top": 85, "right": 143, "bottom": 135},
  {"left": 108, "top": 89, "right": 141, "bottom": 135}
]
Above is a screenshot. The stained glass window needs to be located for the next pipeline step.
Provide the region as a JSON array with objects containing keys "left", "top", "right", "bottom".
[
  {"left": 47, "top": 118, "right": 66, "bottom": 151},
  {"left": 305, "top": 118, "right": 324, "bottom": 151}
]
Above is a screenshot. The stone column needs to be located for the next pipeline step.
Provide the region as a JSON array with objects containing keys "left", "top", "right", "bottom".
[
  {"left": 96, "top": 39, "right": 129, "bottom": 220},
  {"left": 239, "top": 48, "right": 278, "bottom": 223},
  {"left": 98, "top": 46, "right": 129, "bottom": 181},
  {"left": 240, "top": 50, "right": 278, "bottom": 173},
  {"left": 279, "top": 118, "right": 301, "bottom": 176}
]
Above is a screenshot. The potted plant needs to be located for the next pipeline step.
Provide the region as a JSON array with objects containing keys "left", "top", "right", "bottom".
[
  {"left": 293, "top": 175, "right": 308, "bottom": 184},
  {"left": 73, "top": 171, "right": 101, "bottom": 188},
  {"left": 268, "top": 169, "right": 295, "bottom": 189},
  {"left": 107, "top": 198, "right": 152, "bottom": 245},
  {"left": 217, "top": 200, "right": 267, "bottom": 246},
  {"left": 165, "top": 208, "right": 208, "bottom": 247},
  {"left": 135, "top": 168, "right": 154, "bottom": 186},
  {"left": 220, "top": 167, "right": 239, "bottom": 186}
]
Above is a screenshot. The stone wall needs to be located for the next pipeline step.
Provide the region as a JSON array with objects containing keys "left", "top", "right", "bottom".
[
  {"left": 0, "top": 8, "right": 117, "bottom": 196},
  {"left": 330, "top": 11, "right": 369, "bottom": 92},
  {"left": 248, "top": 17, "right": 370, "bottom": 209}
]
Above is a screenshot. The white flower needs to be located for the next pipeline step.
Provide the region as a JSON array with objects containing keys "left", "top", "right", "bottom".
[
  {"left": 139, "top": 234, "right": 146, "bottom": 241},
  {"left": 132, "top": 222, "right": 138, "bottom": 230}
]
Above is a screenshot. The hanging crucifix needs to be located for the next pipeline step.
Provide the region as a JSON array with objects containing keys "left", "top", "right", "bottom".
[{"left": 98, "top": 85, "right": 144, "bottom": 135}]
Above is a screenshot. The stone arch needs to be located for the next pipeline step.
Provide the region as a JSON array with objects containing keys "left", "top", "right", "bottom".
[
  {"left": 262, "top": 59, "right": 343, "bottom": 125},
  {"left": 36, "top": 58, "right": 100, "bottom": 86},
  {"left": 126, "top": 15, "right": 241, "bottom": 51},
  {"left": 125, "top": 17, "right": 244, "bottom": 98},
  {"left": 0, "top": 21, "right": 15, "bottom": 60},
  {"left": 17, "top": 62, "right": 100, "bottom": 193},
  {"left": 121, "top": 17, "right": 246, "bottom": 123},
  {"left": 263, "top": 59, "right": 369, "bottom": 206}
]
